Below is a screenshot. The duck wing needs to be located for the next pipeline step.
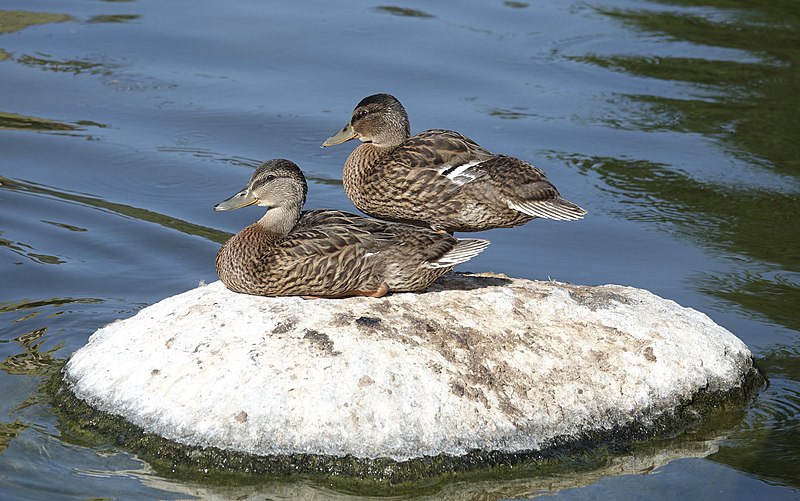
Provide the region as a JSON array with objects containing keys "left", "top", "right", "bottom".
[
  {"left": 389, "top": 130, "right": 585, "bottom": 223},
  {"left": 470, "top": 155, "right": 587, "bottom": 221},
  {"left": 392, "top": 129, "right": 494, "bottom": 185},
  {"left": 291, "top": 209, "right": 486, "bottom": 268},
  {"left": 277, "top": 210, "right": 391, "bottom": 258}
]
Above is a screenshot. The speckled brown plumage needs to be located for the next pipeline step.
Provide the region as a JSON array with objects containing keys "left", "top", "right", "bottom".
[
  {"left": 214, "top": 159, "right": 489, "bottom": 297},
  {"left": 322, "top": 93, "right": 587, "bottom": 232}
]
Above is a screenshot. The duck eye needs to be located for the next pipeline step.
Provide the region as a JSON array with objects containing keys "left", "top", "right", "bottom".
[
  {"left": 357, "top": 108, "right": 368, "bottom": 118},
  {"left": 265, "top": 175, "right": 276, "bottom": 182}
]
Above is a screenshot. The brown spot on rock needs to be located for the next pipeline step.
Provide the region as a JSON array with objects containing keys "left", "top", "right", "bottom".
[
  {"left": 303, "top": 329, "right": 340, "bottom": 355},
  {"left": 644, "top": 346, "right": 657, "bottom": 362},
  {"left": 329, "top": 313, "right": 352, "bottom": 328},
  {"left": 355, "top": 316, "right": 381, "bottom": 328},
  {"left": 568, "top": 287, "right": 630, "bottom": 311},
  {"left": 235, "top": 411, "right": 247, "bottom": 423},
  {"left": 271, "top": 321, "right": 294, "bottom": 334}
]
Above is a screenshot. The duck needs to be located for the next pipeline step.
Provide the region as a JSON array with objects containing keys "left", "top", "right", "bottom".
[
  {"left": 322, "top": 93, "right": 587, "bottom": 232},
  {"left": 214, "top": 159, "right": 490, "bottom": 298}
]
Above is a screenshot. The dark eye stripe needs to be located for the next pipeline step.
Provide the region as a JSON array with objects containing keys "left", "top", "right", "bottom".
[{"left": 253, "top": 174, "right": 276, "bottom": 190}]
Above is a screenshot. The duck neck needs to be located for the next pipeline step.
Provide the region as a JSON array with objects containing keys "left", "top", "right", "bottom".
[
  {"left": 344, "top": 142, "right": 393, "bottom": 191},
  {"left": 256, "top": 204, "right": 301, "bottom": 237}
]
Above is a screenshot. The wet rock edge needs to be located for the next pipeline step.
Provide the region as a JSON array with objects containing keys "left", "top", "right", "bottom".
[{"left": 47, "top": 363, "right": 765, "bottom": 486}]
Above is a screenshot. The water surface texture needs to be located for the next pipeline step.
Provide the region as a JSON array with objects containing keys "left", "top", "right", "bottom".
[{"left": 1, "top": 1, "right": 798, "bottom": 499}]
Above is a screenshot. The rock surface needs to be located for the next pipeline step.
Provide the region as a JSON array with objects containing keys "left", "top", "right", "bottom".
[{"left": 63, "top": 272, "right": 756, "bottom": 462}]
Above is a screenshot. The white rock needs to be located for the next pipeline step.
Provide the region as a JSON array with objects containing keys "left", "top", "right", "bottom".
[{"left": 63, "top": 273, "right": 755, "bottom": 462}]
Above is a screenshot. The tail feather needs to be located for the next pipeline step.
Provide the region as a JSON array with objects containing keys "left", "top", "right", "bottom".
[
  {"left": 426, "top": 238, "right": 490, "bottom": 269},
  {"left": 508, "top": 197, "right": 587, "bottom": 221}
]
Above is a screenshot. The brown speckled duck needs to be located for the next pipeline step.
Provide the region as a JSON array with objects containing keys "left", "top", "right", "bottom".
[
  {"left": 214, "top": 159, "right": 489, "bottom": 298},
  {"left": 322, "top": 93, "right": 587, "bottom": 232}
]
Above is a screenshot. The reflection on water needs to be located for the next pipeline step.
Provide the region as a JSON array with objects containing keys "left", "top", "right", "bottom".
[
  {"left": 485, "top": 107, "right": 536, "bottom": 120},
  {"left": 1, "top": 233, "right": 66, "bottom": 265},
  {"left": 0, "top": 420, "right": 29, "bottom": 455},
  {"left": 374, "top": 6, "right": 435, "bottom": 19},
  {"left": 143, "top": 439, "right": 724, "bottom": 500},
  {"left": 0, "top": 297, "right": 104, "bottom": 316},
  {"left": 561, "top": 154, "right": 800, "bottom": 331},
  {"left": 86, "top": 14, "right": 140, "bottom": 24},
  {"left": 0, "top": 10, "right": 72, "bottom": 35},
  {"left": 0, "top": 176, "right": 230, "bottom": 245},
  {"left": 17, "top": 54, "right": 114, "bottom": 76},
  {"left": 588, "top": 1, "right": 800, "bottom": 178},
  {"left": 576, "top": 1, "right": 800, "bottom": 325},
  {"left": 579, "top": 0, "right": 800, "bottom": 489},
  {"left": 715, "top": 344, "right": 800, "bottom": 486},
  {"left": 0, "top": 112, "right": 80, "bottom": 133},
  {"left": 0, "top": 10, "right": 70, "bottom": 65},
  {"left": 1, "top": 327, "right": 62, "bottom": 377}
]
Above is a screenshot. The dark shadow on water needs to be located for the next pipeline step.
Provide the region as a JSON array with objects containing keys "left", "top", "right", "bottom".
[
  {"left": 373, "top": 6, "right": 435, "bottom": 19},
  {"left": 86, "top": 14, "right": 140, "bottom": 24},
  {"left": 483, "top": 107, "right": 537, "bottom": 120}
]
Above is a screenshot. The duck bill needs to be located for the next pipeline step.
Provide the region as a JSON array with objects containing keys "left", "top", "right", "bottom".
[
  {"left": 214, "top": 188, "right": 258, "bottom": 211},
  {"left": 322, "top": 123, "right": 358, "bottom": 147}
]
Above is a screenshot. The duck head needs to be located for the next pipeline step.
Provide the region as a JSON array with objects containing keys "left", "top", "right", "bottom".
[
  {"left": 214, "top": 159, "right": 308, "bottom": 214},
  {"left": 322, "top": 93, "right": 411, "bottom": 149}
]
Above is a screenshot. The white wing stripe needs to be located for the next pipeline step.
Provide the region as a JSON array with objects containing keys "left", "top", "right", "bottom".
[
  {"left": 426, "top": 238, "right": 490, "bottom": 269},
  {"left": 508, "top": 201, "right": 586, "bottom": 221},
  {"left": 438, "top": 160, "right": 482, "bottom": 184}
]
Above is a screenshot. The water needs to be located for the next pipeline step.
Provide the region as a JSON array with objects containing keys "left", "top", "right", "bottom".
[{"left": 1, "top": 0, "right": 798, "bottom": 499}]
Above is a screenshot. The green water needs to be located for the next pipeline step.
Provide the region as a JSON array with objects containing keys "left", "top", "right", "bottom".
[{"left": 0, "top": 0, "right": 798, "bottom": 499}]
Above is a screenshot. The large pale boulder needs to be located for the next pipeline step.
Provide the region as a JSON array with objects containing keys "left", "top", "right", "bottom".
[{"left": 62, "top": 272, "right": 757, "bottom": 468}]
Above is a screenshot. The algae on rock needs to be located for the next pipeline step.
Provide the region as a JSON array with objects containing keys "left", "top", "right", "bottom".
[{"left": 58, "top": 272, "right": 762, "bottom": 481}]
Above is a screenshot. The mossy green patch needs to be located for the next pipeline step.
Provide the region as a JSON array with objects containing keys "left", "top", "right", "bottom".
[
  {"left": 47, "top": 363, "right": 764, "bottom": 492},
  {"left": 0, "top": 10, "right": 72, "bottom": 35}
]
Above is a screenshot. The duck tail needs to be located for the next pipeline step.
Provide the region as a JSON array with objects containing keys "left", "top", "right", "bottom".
[
  {"left": 508, "top": 196, "right": 587, "bottom": 221},
  {"left": 426, "top": 238, "right": 490, "bottom": 269}
]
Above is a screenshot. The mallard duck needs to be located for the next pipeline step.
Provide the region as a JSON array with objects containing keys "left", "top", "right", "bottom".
[
  {"left": 214, "top": 159, "right": 489, "bottom": 298},
  {"left": 322, "top": 93, "right": 587, "bottom": 232}
]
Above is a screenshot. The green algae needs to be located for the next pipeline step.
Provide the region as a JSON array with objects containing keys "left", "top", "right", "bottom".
[
  {"left": 47, "top": 364, "right": 764, "bottom": 492},
  {"left": 0, "top": 10, "right": 72, "bottom": 35}
]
